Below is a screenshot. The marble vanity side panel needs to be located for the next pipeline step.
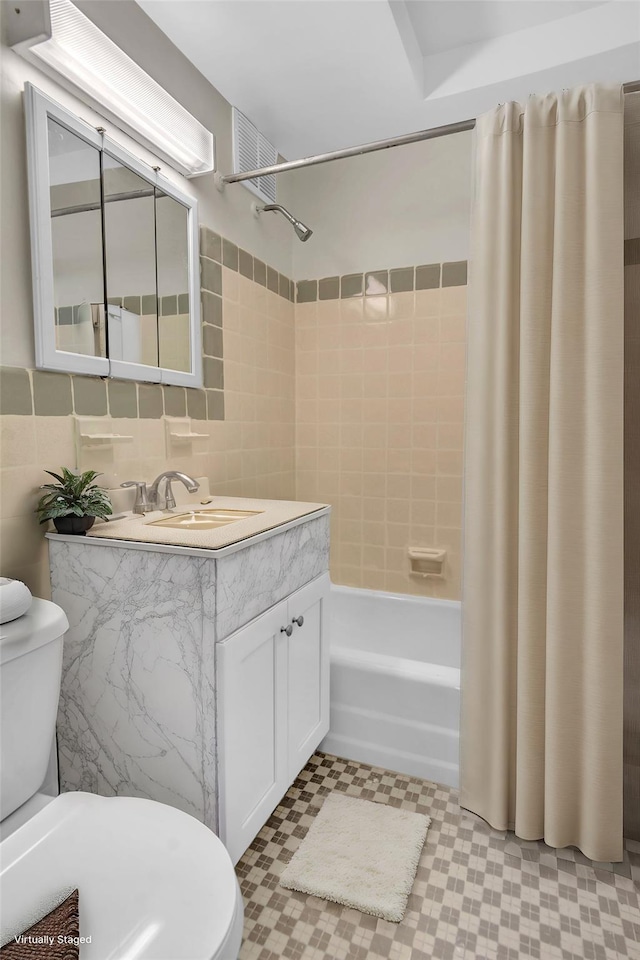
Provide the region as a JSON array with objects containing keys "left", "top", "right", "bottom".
[
  {"left": 50, "top": 540, "right": 218, "bottom": 830},
  {"left": 200, "top": 560, "right": 218, "bottom": 831},
  {"left": 214, "top": 514, "right": 331, "bottom": 640}
]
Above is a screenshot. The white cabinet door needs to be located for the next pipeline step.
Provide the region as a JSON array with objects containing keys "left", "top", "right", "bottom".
[
  {"left": 217, "top": 574, "right": 331, "bottom": 864},
  {"left": 217, "top": 600, "right": 289, "bottom": 864},
  {"left": 286, "top": 574, "right": 331, "bottom": 775}
]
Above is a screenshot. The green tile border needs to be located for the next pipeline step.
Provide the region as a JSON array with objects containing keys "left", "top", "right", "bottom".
[
  {"left": 32, "top": 370, "right": 73, "bottom": 416},
  {"left": 341, "top": 274, "right": 363, "bottom": 299},
  {"left": 204, "top": 356, "right": 224, "bottom": 390},
  {"left": 12, "top": 232, "right": 478, "bottom": 426},
  {"left": 199, "top": 225, "right": 295, "bottom": 302},
  {"left": 187, "top": 388, "right": 207, "bottom": 421},
  {"left": 296, "top": 260, "right": 467, "bottom": 302},
  {"left": 99, "top": 292, "right": 189, "bottom": 318},
  {"left": 160, "top": 294, "right": 177, "bottom": 317},
  {"left": 365, "top": 270, "right": 388, "bottom": 296},
  {"left": 222, "top": 239, "right": 239, "bottom": 271},
  {"left": 201, "top": 257, "right": 222, "bottom": 295},
  {"left": 319, "top": 277, "right": 339, "bottom": 301},
  {"left": 202, "top": 291, "right": 223, "bottom": 327},
  {"left": 253, "top": 258, "right": 267, "bottom": 287},
  {"left": 163, "top": 384, "right": 186, "bottom": 418},
  {"left": 72, "top": 375, "right": 108, "bottom": 416},
  {"left": 267, "top": 266, "right": 279, "bottom": 294},
  {"left": 390, "top": 267, "right": 414, "bottom": 293},
  {"left": 203, "top": 323, "right": 223, "bottom": 359},
  {"left": 138, "top": 382, "right": 163, "bottom": 419},
  {"left": 207, "top": 389, "right": 224, "bottom": 421},
  {"left": 442, "top": 260, "right": 468, "bottom": 287},
  {"left": 0, "top": 366, "right": 32, "bottom": 415},
  {"left": 108, "top": 379, "right": 138, "bottom": 418},
  {"left": 239, "top": 248, "right": 253, "bottom": 280},
  {"left": 296, "top": 280, "right": 318, "bottom": 303},
  {"left": 0, "top": 368, "right": 226, "bottom": 422},
  {"left": 416, "top": 263, "right": 441, "bottom": 290},
  {"left": 200, "top": 226, "right": 222, "bottom": 263}
]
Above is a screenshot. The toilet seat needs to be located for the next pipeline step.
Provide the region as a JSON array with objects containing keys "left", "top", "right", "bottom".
[{"left": 0, "top": 792, "right": 243, "bottom": 960}]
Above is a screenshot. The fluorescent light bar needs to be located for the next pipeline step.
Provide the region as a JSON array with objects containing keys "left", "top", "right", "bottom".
[{"left": 12, "top": 0, "right": 214, "bottom": 177}]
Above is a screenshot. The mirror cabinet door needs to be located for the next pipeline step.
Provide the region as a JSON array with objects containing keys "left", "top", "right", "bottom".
[
  {"left": 155, "top": 190, "right": 191, "bottom": 373},
  {"left": 48, "top": 117, "right": 106, "bottom": 358},
  {"left": 102, "top": 154, "right": 158, "bottom": 368},
  {"left": 28, "top": 85, "right": 202, "bottom": 387}
]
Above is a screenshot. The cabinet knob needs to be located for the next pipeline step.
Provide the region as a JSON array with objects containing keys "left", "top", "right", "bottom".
[
  {"left": 292, "top": 615, "right": 304, "bottom": 628},
  {"left": 281, "top": 624, "right": 293, "bottom": 637}
]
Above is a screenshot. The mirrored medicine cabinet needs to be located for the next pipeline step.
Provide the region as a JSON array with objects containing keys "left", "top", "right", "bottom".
[{"left": 25, "top": 83, "right": 202, "bottom": 387}]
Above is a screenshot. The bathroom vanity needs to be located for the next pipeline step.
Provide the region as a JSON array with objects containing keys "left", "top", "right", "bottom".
[{"left": 47, "top": 497, "right": 330, "bottom": 864}]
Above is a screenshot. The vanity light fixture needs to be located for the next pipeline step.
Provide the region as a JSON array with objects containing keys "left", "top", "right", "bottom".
[{"left": 8, "top": 0, "right": 214, "bottom": 177}]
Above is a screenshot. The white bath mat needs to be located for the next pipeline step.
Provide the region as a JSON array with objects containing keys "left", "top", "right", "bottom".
[{"left": 279, "top": 793, "right": 430, "bottom": 922}]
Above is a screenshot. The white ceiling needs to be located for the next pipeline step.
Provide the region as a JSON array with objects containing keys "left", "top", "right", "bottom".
[
  {"left": 138, "top": 0, "right": 639, "bottom": 162},
  {"left": 406, "top": 1, "right": 604, "bottom": 55}
]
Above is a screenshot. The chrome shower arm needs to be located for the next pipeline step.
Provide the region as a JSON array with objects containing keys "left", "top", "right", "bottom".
[{"left": 254, "top": 202, "right": 313, "bottom": 242}]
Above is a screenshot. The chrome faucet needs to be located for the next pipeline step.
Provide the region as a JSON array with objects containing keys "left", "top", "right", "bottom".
[
  {"left": 149, "top": 471, "right": 199, "bottom": 510},
  {"left": 121, "top": 472, "right": 199, "bottom": 514}
]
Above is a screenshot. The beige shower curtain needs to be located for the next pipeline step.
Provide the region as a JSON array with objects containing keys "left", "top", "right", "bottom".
[{"left": 460, "top": 86, "right": 625, "bottom": 863}]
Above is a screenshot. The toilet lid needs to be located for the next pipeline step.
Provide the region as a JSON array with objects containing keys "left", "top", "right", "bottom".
[{"left": 0, "top": 792, "right": 241, "bottom": 960}]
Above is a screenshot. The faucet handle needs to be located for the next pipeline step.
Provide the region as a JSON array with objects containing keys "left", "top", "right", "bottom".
[{"left": 120, "top": 481, "right": 153, "bottom": 515}]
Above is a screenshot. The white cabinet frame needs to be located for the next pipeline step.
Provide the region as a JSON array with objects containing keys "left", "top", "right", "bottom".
[{"left": 24, "top": 83, "right": 202, "bottom": 387}]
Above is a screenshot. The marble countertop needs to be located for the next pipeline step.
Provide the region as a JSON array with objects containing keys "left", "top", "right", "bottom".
[{"left": 46, "top": 496, "right": 330, "bottom": 558}]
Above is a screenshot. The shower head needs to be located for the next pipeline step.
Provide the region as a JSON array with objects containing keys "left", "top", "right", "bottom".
[
  {"left": 293, "top": 220, "right": 313, "bottom": 243},
  {"left": 256, "top": 203, "right": 313, "bottom": 242}
]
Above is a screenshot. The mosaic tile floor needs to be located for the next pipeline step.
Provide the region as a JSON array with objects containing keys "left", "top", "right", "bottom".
[{"left": 237, "top": 753, "right": 640, "bottom": 960}]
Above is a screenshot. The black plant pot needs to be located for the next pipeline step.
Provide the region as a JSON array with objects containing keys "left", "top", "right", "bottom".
[{"left": 53, "top": 515, "right": 95, "bottom": 536}]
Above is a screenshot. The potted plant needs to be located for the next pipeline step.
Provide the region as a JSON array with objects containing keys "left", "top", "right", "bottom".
[{"left": 35, "top": 468, "right": 112, "bottom": 535}]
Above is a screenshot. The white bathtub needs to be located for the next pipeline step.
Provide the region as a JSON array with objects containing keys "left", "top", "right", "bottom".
[{"left": 320, "top": 585, "right": 461, "bottom": 788}]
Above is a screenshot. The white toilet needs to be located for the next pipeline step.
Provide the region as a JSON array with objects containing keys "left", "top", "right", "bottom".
[{"left": 0, "top": 597, "right": 244, "bottom": 959}]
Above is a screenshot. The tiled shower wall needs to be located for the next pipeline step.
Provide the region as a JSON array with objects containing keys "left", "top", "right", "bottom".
[
  {"left": 623, "top": 92, "right": 640, "bottom": 841},
  {"left": 0, "top": 227, "right": 295, "bottom": 597},
  {"left": 295, "top": 263, "right": 467, "bottom": 599},
  {"left": 1, "top": 247, "right": 466, "bottom": 602}
]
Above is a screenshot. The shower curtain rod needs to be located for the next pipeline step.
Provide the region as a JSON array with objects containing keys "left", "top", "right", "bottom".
[
  {"left": 221, "top": 118, "right": 476, "bottom": 183},
  {"left": 221, "top": 80, "right": 640, "bottom": 184}
]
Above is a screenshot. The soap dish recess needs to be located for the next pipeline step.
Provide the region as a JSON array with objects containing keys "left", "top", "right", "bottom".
[
  {"left": 164, "top": 416, "right": 208, "bottom": 449},
  {"left": 408, "top": 548, "right": 446, "bottom": 578},
  {"left": 74, "top": 416, "right": 133, "bottom": 448}
]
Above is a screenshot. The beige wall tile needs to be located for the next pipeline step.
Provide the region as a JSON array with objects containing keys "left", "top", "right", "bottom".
[
  {"left": 296, "top": 285, "right": 467, "bottom": 598},
  {"left": 0, "top": 465, "right": 49, "bottom": 521},
  {"left": 1, "top": 415, "right": 38, "bottom": 468},
  {"left": 0, "top": 515, "right": 48, "bottom": 573},
  {"left": 9, "top": 559, "right": 53, "bottom": 600}
]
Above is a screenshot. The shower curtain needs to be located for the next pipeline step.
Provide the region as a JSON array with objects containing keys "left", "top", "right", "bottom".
[{"left": 460, "top": 85, "right": 625, "bottom": 862}]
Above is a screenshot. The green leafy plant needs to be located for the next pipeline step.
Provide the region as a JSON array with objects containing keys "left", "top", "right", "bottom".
[{"left": 35, "top": 468, "right": 113, "bottom": 524}]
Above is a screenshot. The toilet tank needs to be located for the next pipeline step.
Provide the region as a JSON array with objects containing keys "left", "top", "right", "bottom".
[{"left": 0, "top": 598, "right": 68, "bottom": 822}]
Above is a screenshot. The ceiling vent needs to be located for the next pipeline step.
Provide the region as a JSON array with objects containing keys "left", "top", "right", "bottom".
[{"left": 232, "top": 108, "right": 277, "bottom": 204}]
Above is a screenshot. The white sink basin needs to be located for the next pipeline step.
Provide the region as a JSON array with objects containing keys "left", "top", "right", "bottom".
[{"left": 146, "top": 508, "right": 263, "bottom": 531}]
